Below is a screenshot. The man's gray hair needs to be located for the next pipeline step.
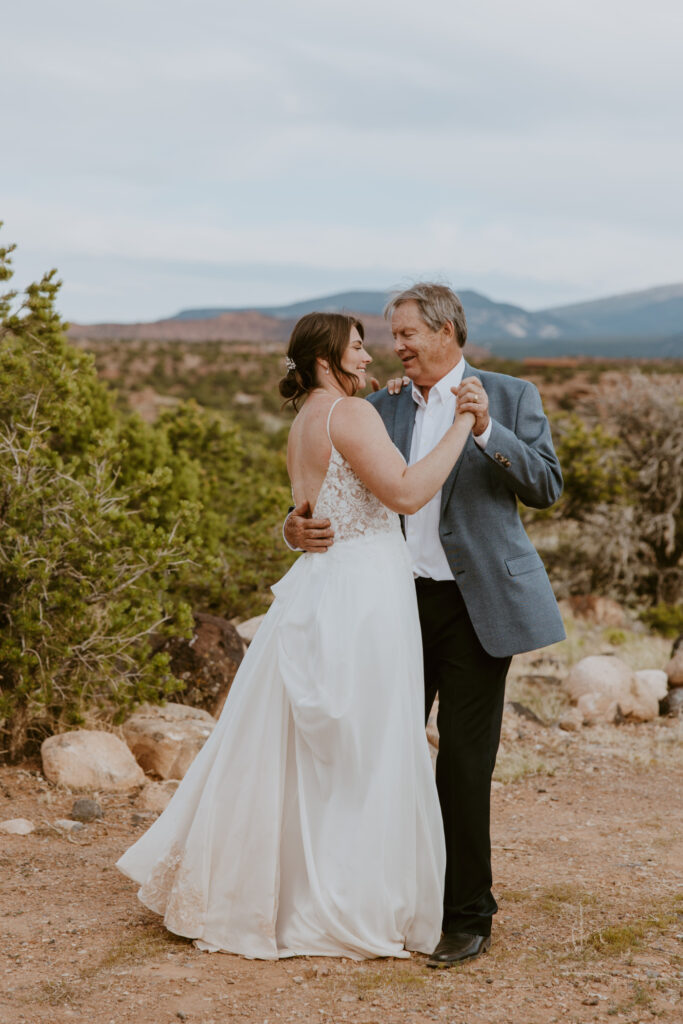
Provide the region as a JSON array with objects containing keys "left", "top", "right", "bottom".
[{"left": 384, "top": 282, "right": 468, "bottom": 348}]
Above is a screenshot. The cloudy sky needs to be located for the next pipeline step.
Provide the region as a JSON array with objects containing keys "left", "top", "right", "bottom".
[{"left": 3, "top": 0, "right": 682, "bottom": 321}]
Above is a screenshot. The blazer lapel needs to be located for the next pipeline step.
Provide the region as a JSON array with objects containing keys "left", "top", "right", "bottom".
[
  {"left": 439, "top": 360, "right": 482, "bottom": 514},
  {"left": 392, "top": 388, "right": 416, "bottom": 461}
]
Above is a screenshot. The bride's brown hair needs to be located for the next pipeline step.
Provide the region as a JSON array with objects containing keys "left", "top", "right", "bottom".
[{"left": 279, "top": 312, "right": 365, "bottom": 410}]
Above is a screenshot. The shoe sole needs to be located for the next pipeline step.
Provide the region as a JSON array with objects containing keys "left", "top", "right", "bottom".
[{"left": 426, "top": 935, "right": 491, "bottom": 969}]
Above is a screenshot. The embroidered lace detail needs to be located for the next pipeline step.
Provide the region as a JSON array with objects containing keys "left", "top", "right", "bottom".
[
  {"left": 138, "top": 842, "right": 205, "bottom": 934},
  {"left": 313, "top": 446, "right": 401, "bottom": 543}
]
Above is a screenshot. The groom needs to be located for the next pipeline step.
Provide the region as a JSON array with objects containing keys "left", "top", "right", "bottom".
[{"left": 284, "top": 282, "right": 565, "bottom": 966}]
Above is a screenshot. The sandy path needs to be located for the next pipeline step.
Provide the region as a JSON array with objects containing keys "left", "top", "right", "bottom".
[{"left": 2, "top": 726, "right": 681, "bottom": 1024}]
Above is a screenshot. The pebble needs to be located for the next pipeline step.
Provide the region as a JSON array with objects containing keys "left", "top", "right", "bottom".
[
  {"left": 0, "top": 818, "right": 35, "bottom": 835},
  {"left": 71, "top": 797, "right": 103, "bottom": 822},
  {"left": 176, "top": 1013, "right": 188, "bottom": 1022},
  {"left": 131, "top": 812, "right": 154, "bottom": 826},
  {"left": 54, "top": 819, "right": 85, "bottom": 833}
]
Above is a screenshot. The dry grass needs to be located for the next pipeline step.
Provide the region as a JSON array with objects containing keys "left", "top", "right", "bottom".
[
  {"left": 493, "top": 750, "right": 554, "bottom": 784},
  {"left": 505, "top": 676, "right": 570, "bottom": 724},
  {"left": 537, "top": 884, "right": 598, "bottom": 915},
  {"left": 352, "top": 964, "right": 427, "bottom": 997},
  {"left": 36, "top": 978, "right": 83, "bottom": 1007},
  {"left": 98, "top": 923, "right": 189, "bottom": 970},
  {"left": 554, "top": 614, "right": 671, "bottom": 673}
]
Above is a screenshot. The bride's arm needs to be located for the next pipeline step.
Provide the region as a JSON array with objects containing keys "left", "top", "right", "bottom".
[{"left": 331, "top": 397, "right": 475, "bottom": 516}]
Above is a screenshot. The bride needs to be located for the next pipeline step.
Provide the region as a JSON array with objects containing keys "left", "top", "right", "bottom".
[{"left": 116, "top": 312, "right": 475, "bottom": 960}]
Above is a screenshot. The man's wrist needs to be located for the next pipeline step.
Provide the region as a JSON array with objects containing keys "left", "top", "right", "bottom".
[
  {"left": 473, "top": 418, "right": 492, "bottom": 449},
  {"left": 282, "top": 510, "right": 302, "bottom": 552}
]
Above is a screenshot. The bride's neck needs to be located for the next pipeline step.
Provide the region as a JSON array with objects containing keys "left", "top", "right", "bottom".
[{"left": 309, "top": 383, "right": 350, "bottom": 399}]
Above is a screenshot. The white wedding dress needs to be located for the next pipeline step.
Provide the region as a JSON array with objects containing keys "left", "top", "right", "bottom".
[{"left": 116, "top": 398, "right": 445, "bottom": 960}]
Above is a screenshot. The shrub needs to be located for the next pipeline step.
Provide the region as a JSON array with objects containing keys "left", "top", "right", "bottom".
[
  {"left": 542, "top": 375, "right": 683, "bottom": 607},
  {"left": 0, "top": 231, "right": 295, "bottom": 759},
  {"left": 639, "top": 604, "right": 683, "bottom": 638},
  {"left": 0, "top": 233, "right": 199, "bottom": 758}
]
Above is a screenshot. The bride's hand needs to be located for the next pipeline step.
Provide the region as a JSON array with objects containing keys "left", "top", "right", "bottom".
[{"left": 452, "top": 378, "right": 489, "bottom": 436}]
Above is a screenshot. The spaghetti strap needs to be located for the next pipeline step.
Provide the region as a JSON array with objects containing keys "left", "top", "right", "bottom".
[{"left": 326, "top": 397, "right": 344, "bottom": 443}]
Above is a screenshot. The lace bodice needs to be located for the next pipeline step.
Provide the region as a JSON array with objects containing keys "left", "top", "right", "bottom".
[{"left": 311, "top": 399, "right": 401, "bottom": 543}]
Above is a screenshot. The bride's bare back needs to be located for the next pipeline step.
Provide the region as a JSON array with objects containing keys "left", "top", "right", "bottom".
[{"left": 287, "top": 395, "right": 338, "bottom": 514}]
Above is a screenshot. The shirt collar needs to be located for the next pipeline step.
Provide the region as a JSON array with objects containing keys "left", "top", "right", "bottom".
[{"left": 411, "top": 358, "right": 466, "bottom": 408}]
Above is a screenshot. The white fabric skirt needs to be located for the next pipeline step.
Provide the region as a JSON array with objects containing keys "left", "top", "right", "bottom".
[{"left": 116, "top": 530, "right": 445, "bottom": 959}]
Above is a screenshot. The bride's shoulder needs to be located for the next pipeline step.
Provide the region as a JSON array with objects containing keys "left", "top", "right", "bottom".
[
  {"left": 332, "top": 396, "right": 382, "bottom": 425},
  {"left": 329, "top": 396, "right": 385, "bottom": 447},
  {"left": 334, "top": 395, "right": 377, "bottom": 413}
]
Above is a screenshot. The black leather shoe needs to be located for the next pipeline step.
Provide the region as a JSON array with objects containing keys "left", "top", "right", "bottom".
[{"left": 426, "top": 932, "right": 491, "bottom": 968}]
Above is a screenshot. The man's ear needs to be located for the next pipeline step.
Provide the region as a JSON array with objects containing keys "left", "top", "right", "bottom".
[{"left": 441, "top": 319, "right": 456, "bottom": 344}]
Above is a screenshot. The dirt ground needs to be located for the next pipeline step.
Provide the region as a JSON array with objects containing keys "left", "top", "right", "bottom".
[{"left": 2, "top": 633, "right": 682, "bottom": 1024}]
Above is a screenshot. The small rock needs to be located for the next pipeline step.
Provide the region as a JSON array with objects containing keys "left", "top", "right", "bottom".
[
  {"left": 563, "top": 655, "right": 663, "bottom": 724},
  {"left": 505, "top": 701, "right": 544, "bottom": 724},
  {"left": 137, "top": 780, "right": 180, "bottom": 813},
  {"left": 577, "top": 691, "right": 619, "bottom": 725},
  {"left": 71, "top": 797, "right": 103, "bottom": 822},
  {"left": 558, "top": 707, "right": 583, "bottom": 732},
  {"left": 122, "top": 703, "right": 215, "bottom": 780},
  {"left": 41, "top": 730, "right": 145, "bottom": 792},
  {"left": 660, "top": 687, "right": 683, "bottom": 717},
  {"left": 235, "top": 614, "right": 266, "bottom": 645},
  {"left": 582, "top": 996, "right": 599, "bottom": 1006},
  {"left": 627, "top": 670, "right": 668, "bottom": 721},
  {"left": 176, "top": 1013, "right": 188, "bottom": 1022},
  {"left": 0, "top": 817, "right": 35, "bottom": 835},
  {"left": 131, "top": 811, "right": 154, "bottom": 826},
  {"left": 665, "top": 643, "right": 683, "bottom": 687},
  {"left": 292, "top": 975, "right": 304, "bottom": 984},
  {"left": 564, "top": 654, "right": 633, "bottom": 705},
  {"left": 54, "top": 819, "right": 85, "bottom": 833}
]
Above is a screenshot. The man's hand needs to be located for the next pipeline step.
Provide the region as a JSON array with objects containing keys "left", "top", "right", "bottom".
[
  {"left": 455, "top": 376, "right": 490, "bottom": 436},
  {"left": 370, "top": 375, "right": 411, "bottom": 395},
  {"left": 284, "top": 499, "right": 335, "bottom": 552}
]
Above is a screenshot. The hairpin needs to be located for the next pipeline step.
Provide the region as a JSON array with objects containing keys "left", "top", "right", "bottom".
[{"left": 285, "top": 356, "right": 296, "bottom": 372}]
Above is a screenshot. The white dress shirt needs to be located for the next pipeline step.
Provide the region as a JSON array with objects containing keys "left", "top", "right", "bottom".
[{"left": 405, "top": 359, "right": 491, "bottom": 580}]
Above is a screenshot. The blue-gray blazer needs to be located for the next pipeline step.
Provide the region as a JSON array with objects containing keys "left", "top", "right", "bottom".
[{"left": 367, "top": 361, "right": 566, "bottom": 658}]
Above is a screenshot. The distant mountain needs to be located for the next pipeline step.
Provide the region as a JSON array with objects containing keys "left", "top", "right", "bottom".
[
  {"left": 173, "top": 291, "right": 390, "bottom": 320},
  {"left": 172, "top": 289, "right": 570, "bottom": 344},
  {"left": 69, "top": 283, "right": 683, "bottom": 358},
  {"left": 541, "top": 284, "right": 683, "bottom": 338}
]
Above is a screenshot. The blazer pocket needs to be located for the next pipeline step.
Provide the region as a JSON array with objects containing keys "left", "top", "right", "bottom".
[{"left": 505, "top": 552, "right": 544, "bottom": 576}]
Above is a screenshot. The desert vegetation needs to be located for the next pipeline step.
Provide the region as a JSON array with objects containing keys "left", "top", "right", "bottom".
[
  {"left": 0, "top": 233, "right": 294, "bottom": 760},
  {"left": 1, "top": 230, "right": 682, "bottom": 760}
]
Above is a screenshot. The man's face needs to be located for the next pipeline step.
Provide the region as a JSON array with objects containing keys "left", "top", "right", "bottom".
[{"left": 390, "top": 299, "right": 460, "bottom": 389}]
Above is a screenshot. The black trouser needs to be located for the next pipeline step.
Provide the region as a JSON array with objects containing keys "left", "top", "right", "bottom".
[{"left": 415, "top": 577, "right": 511, "bottom": 937}]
